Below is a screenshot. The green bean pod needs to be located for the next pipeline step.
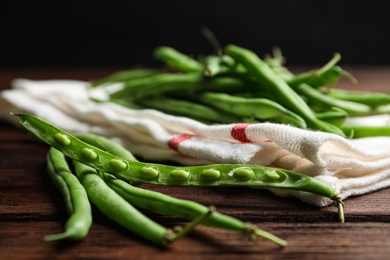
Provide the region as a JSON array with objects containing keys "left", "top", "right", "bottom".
[
  {"left": 296, "top": 83, "right": 373, "bottom": 117},
  {"left": 76, "top": 132, "right": 286, "bottom": 246},
  {"left": 14, "top": 113, "right": 344, "bottom": 222},
  {"left": 315, "top": 107, "right": 348, "bottom": 127},
  {"left": 327, "top": 88, "right": 390, "bottom": 107},
  {"left": 154, "top": 46, "right": 204, "bottom": 73},
  {"left": 137, "top": 96, "right": 241, "bottom": 124},
  {"left": 341, "top": 125, "right": 390, "bottom": 138},
  {"left": 44, "top": 147, "right": 92, "bottom": 241},
  {"left": 198, "top": 92, "right": 307, "bottom": 127}
]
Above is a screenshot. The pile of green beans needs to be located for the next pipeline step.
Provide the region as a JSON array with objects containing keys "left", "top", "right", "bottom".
[
  {"left": 15, "top": 113, "right": 346, "bottom": 247},
  {"left": 89, "top": 45, "right": 390, "bottom": 137},
  {"left": 16, "top": 113, "right": 293, "bottom": 247}
]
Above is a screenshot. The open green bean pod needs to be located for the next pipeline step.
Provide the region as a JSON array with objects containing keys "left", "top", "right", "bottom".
[{"left": 14, "top": 113, "right": 345, "bottom": 223}]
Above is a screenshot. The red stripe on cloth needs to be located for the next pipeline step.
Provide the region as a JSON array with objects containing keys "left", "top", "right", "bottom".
[
  {"left": 231, "top": 123, "right": 252, "bottom": 143},
  {"left": 168, "top": 134, "right": 194, "bottom": 151}
]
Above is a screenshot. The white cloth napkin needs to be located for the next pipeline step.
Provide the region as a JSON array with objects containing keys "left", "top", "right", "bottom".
[{"left": 2, "top": 78, "right": 390, "bottom": 207}]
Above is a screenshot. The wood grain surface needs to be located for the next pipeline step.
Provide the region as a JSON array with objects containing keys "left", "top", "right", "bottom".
[{"left": 1, "top": 67, "right": 390, "bottom": 259}]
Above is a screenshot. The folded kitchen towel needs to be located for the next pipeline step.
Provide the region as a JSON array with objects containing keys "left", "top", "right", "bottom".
[{"left": 2, "top": 78, "right": 390, "bottom": 207}]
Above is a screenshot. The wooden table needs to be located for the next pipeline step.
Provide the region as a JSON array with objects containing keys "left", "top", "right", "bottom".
[{"left": 1, "top": 67, "right": 390, "bottom": 259}]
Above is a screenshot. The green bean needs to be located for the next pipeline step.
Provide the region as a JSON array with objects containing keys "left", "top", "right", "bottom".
[
  {"left": 14, "top": 113, "right": 345, "bottom": 222},
  {"left": 154, "top": 46, "right": 204, "bottom": 73},
  {"left": 327, "top": 88, "right": 390, "bottom": 107},
  {"left": 108, "top": 72, "right": 256, "bottom": 101},
  {"left": 198, "top": 92, "right": 307, "bottom": 127},
  {"left": 286, "top": 53, "right": 356, "bottom": 89},
  {"left": 224, "top": 44, "right": 346, "bottom": 136},
  {"left": 137, "top": 96, "right": 241, "bottom": 123},
  {"left": 44, "top": 147, "right": 92, "bottom": 241},
  {"left": 72, "top": 159, "right": 177, "bottom": 246},
  {"left": 90, "top": 68, "right": 161, "bottom": 88},
  {"left": 341, "top": 125, "right": 390, "bottom": 138},
  {"left": 296, "top": 83, "right": 373, "bottom": 117},
  {"left": 78, "top": 133, "right": 286, "bottom": 246},
  {"left": 315, "top": 107, "right": 348, "bottom": 127}
]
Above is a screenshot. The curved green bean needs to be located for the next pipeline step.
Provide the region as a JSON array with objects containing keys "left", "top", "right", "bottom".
[
  {"left": 14, "top": 113, "right": 345, "bottom": 222},
  {"left": 44, "top": 147, "right": 92, "bottom": 241},
  {"left": 72, "top": 159, "right": 176, "bottom": 246},
  {"left": 296, "top": 83, "right": 373, "bottom": 117}
]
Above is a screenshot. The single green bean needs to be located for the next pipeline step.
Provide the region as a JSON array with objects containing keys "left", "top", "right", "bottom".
[
  {"left": 198, "top": 92, "right": 307, "bottom": 127},
  {"left": 296, "top": 83, "right": 373, "bottom": 117},
  {"left": 14, "top": 113, "right": 345, "bottom": 222},
  {"left": 72, "top": 159, "right": 175, "bottom": 246},
  {"left": 137, "top": 96, "right": 241, "bottom": 124},
  {"left": 315, "top": 107, "right": 348, "bottom": 127},
  {"left": 44, "top": 147, "right": 92, "bottom": 241},
  {"left": 154, "top": 46, "right": 204, "bottom": 73},
  {"left": 327, "top": 88, "right": 390, "bottom": 107},
  {"left": 341, "top": 125, "right": 390, "bottom": 138},
  {"left": 224, "top": 44, "right": 346, "bottom": 136}
]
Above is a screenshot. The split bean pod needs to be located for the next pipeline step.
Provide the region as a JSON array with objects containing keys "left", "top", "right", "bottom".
[{"left": 14, "top": 113, "right": 345, "bottom": 223}]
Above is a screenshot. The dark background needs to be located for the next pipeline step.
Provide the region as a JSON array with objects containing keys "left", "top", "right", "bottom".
[{"left": 1, "top": 1, "right": 389, "bottom": 68}]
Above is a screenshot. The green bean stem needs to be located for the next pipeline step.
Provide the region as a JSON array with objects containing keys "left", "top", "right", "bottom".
[
  {"left": 14, "top": 113, "right": 344, "bottom": 222},
  {"left": 44, "top": 147, "right": 92, "bottom": 241}
]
